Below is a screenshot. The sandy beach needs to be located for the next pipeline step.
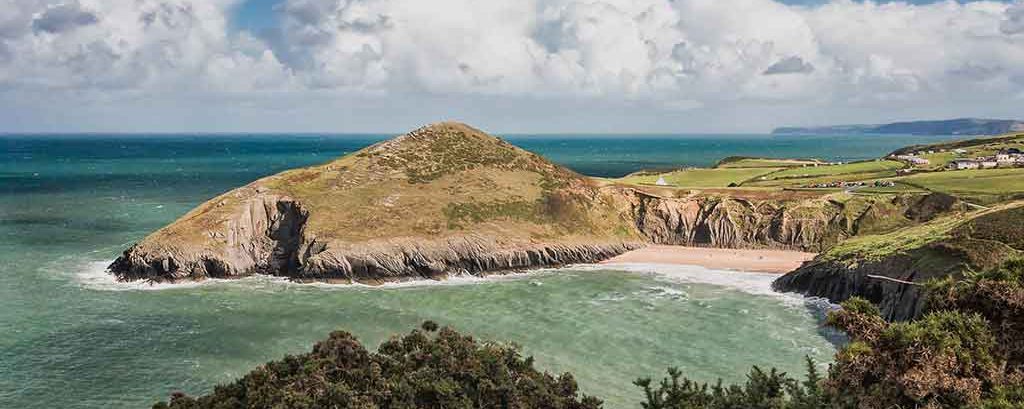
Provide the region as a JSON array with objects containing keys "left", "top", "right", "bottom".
[{"left": 602, "top": 245, "right": 816, "bottom": 274}]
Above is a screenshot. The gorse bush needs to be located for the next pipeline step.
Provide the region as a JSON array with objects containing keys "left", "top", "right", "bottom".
[
  {"left": 826, "top": 304, "right": 1001, "bottom": 408},
  {"left": 155, "top": 321, "right": 601, "bottom": 409},
  {"left": 929, "top": 258, "right": 1024, "bottom": 368},
  {"left": 635, "top": 359, "right": 827, "bottom": 409}
]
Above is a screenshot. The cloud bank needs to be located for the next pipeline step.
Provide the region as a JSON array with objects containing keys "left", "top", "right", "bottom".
[{"left": 1, "top": 0, "right": 1022, "bottom": 132}]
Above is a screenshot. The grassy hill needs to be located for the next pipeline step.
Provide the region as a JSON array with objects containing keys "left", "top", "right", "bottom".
[
  {"left": 110, "top": 122, "right": 643, "bottom": 283},
  {"left": 258, "top": 122, "right": 635, "bottom": 242}
]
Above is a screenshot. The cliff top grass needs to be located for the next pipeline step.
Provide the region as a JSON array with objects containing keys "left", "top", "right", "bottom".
[
  {"left": 715, "top": 156, "right": 825, "bottom": 168},
  {"left": 898, "top": 168, "right": 1024, "bottom": 197},
  {"left": 767, "top": 160, "right": 905, "bottom": 179},
  {"left": 251, "top": 122, "right": 637, "bottom": 243},
  {"left": 617, "top": 167, "right": 782, "bottom": 188},
  {"left": 820, "top": 201, "right": 1024, "bottom": 264},
  {"left": 616, "top": 133, "right": 1024, "bottom": 205}
]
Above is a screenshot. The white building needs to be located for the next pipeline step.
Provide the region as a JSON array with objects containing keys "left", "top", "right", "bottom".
[
  {"left": 947, "top": 160, "right": 980, "bottom": 170},
  {"left": 655, "top": 176, "right": 669, "bottom": 186}
]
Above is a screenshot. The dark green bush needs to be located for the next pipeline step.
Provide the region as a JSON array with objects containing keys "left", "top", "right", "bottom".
[
  {"left": 154, "top": 322, "right": 601, "bottom": 409},
  {"left": 634, "top": 358, "right": 828, "bottom": 409}
]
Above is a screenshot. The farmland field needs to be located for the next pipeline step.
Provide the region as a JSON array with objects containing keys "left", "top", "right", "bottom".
[
  {"left": 716, "top": 158, "right": 822, "bottom": 169},
  {"left": 899, "top": 168, "right": 1024, "bottom": 195},
  {"left": 767, "top": 160, "right": 905, "bottom": 179},
  {"left": 618, "top": 167, "right": 782, "bottom": 187}
]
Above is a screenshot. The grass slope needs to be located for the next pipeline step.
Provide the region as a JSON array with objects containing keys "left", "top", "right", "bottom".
[
  {"left": 768, "top": 160, "right": 905, "bottom": 179},
  {"left": 819, "top": 201, "right": 1024, "bottom": 268},
  {"left": 258, "top": 122, "right": 637, "bottom": 243},
  {"left": 618, "top": 167, "right": 781, "bottom": 188},
  {"left": 900, "top": 168, "right": 1024, "bottom": 197}
]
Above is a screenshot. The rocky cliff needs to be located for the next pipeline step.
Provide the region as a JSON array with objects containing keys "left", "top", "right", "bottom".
[
  {"left": 773, "top": 202, "right": 1024, "bottom": 321},
  {"left": 109, "top": 122, "right": 958, "bottom": 284},
  {"left": 624, "top": 190, "right": 924, "bottom": 252}
]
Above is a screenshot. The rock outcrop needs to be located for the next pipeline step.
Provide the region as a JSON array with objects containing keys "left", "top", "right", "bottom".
[
  {"left": 773, "top": 202, "right": 1024, "bottom": 321},
  {"left": 624, "top": 190, "right": 924, "bottom": 252}
]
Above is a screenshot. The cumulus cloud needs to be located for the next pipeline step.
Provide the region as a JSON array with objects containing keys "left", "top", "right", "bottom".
[
  {"left": 764, "top": 56, "right": 815, "bottom": 75},
  {"left": 32, "top": 2, "right": 98, "bottom": 33},
  {"left": 1003, "top": 1, "right": 1024, "bottom": 34},
  {"left": 0, "top": 0, "right": 1023, "bottom": 132},
  {"left": 0, "top": 0, "right": 292, "bottom": 91},
  {"left": 264, "top": 0, "right": 1024, "bottom": 105}
]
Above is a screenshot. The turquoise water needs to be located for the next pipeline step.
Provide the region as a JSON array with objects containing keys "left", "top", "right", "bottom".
[{"left": 1, "top": 133, "right": 958, "bottom": 408}]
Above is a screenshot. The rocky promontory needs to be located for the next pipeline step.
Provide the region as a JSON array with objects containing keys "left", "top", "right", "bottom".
[
  {"left": 773, "top": 201, "right": 1024, "bottom": 320},
  {"left": 110, "top": 122, "right": 962, "bottom": 284}
]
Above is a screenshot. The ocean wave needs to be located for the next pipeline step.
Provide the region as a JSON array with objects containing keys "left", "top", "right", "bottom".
[
  {"left": 74, "top": 260, "right": 547, "bottom": 292},
  {"left": 582, "top": 262, "right": 836, "bottom": 310},
  {"left": 73, "top": 259, "right": 836, "bottom": 315}
]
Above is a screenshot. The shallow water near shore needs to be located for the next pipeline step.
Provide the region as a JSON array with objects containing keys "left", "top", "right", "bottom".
[{"left": 1, "top": 133, "right": 944, "bottom": 408}]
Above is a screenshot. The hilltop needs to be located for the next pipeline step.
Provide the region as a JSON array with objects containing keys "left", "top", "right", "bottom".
[{"left": 773, "top": 118, "right": 1024, "bottom": 135}]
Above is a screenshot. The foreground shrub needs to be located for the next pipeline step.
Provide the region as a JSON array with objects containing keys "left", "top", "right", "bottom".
[
  {"left": 154, "top": 322, "right": 601, "bottom": 409},
  {"left": 827, "top": 298, "right": 1004, "bottom": 408},
  {"left": 929, "top": 259, "right": 1024, "bottom": 368},
  {"left": 635, "top": 358, "right": 828, "bottom": 409}
]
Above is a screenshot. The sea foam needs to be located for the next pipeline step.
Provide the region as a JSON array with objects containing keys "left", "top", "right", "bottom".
[{"left": 75, "top": 258, "right": 834, "bottom": 313}]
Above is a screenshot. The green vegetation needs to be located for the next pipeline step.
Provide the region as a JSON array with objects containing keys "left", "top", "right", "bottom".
[
  {"left": 716, "top": 157, "right": 823, "bottom": 169},
  {"left": 767, "top": 160, "right": 904, "bottom": 180},
  {"left": 900, "top": 168, "right": 1024, "bottom": 197},
  {"left": 745, "top": 170, "right": 902, "bottom": 188},
  {"left": 954, "top": 206, "right": 1024, "bottom": 250},
  {"left": 155, "top": 322, "right": 601, "bottom": 409},
  {"left": 619, "top": 168, "right": 781, "bottom": 188},
  {"left": 818, "top": 209, "right": 965, "bottom": 263},
  {"left": 145, "top": 122, "right": 641, "bottom": 252},
  {"left": 825, "top": 300, "right": 1006, "bottom": 408},
  {"left": 635, "top": 361, "right": 828, "bottom": 409}
]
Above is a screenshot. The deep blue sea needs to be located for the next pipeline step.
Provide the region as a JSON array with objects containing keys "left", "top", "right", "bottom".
[{"left": 0, "top": 133, "right": 962, "bottom": 408}]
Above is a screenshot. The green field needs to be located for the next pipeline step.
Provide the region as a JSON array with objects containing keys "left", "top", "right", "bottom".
[
  {"left": 900, "top": 168, "right": 1024, "bottom": 195},
  {"left": 746, "top": 170, "right": 900, "bottom": 188},
  {"left": 716, "top": 157, "right": 822, "bottom": 169},
  {"left": 618, "top": 167, "right": 781, "bottom": 188},
  {"left": 768, "top": 160, "right": 905, "bottom": 179}
]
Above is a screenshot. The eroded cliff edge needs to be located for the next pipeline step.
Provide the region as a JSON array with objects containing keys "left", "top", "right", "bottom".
[
  {"left": 773, "top": 201, "right": 1024, "bottom": 320},
  {"left": 108, "top": 122, "right": 962, "bottom": 284}
]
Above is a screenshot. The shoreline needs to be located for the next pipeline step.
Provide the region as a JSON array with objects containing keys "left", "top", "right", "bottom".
[{"left": 602, "top": 245, "right": 816, "bottom": 274}]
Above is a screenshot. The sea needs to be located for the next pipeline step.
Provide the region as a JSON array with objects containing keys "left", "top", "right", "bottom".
[{"left": 0, "top": 133, "right": 964, "bottom": 408}]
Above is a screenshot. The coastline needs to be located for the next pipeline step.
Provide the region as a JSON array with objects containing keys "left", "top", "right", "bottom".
[{"left": 602, "top": 245, "right": 816, "bottom": 274}]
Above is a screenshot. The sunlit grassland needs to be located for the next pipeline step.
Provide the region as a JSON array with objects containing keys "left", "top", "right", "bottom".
[
  {"left": 899, "top": 168, "right": 1024, "bottom": 195},
  {"left": 617, "top": 167, "right": 782, "bottom": 188},
  {"left": 768, "top": 160, "right": 905, "bottom": 179}
]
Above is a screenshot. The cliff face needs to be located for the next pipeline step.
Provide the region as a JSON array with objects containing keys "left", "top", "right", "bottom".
[
  {"left": 625, "top": 190, "right": 924, "bottom": 252},
  {"left": 773, "top": 202, "right": 1024, "bottom": 321}
]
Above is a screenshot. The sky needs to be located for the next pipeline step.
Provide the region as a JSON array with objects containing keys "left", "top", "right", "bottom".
[{"left": 1, "top": 0, "right": 1022, "bottom": 134}]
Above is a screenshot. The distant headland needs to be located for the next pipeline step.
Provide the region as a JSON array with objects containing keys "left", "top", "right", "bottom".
[{"left": 773, "top": 118, "right": 1024, "bottom": 136}]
